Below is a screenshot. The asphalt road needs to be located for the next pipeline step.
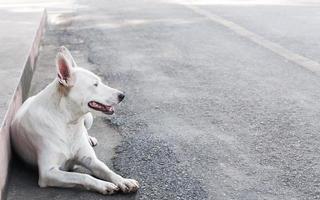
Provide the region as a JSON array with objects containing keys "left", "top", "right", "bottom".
[{"left": 7, "top": 0, "right": 320, "bottom": 200}]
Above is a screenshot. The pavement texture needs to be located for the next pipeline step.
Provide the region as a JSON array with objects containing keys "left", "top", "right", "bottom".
[{"left": 6, "top": 0, "right": 320, "bottom": 200}]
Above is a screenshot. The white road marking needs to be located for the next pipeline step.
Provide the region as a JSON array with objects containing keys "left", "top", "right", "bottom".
[{"left": 180, "top": 1, "right": 320, "bottom": 74}]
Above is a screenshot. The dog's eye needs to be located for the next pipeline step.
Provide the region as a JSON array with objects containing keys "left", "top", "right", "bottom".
[{"left": 93, "top": 83, "right": 98, "bottom": 87}]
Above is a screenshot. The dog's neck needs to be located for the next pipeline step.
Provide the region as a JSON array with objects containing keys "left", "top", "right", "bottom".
[
  {"left": 59, "top": 93, "right": 86, "bottom": 124},
  {"left": 39, "top": 79, "right": 87, "bottom": 124}
]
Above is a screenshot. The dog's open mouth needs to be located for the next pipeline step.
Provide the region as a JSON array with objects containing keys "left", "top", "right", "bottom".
[{"left": 88, "top": 101, "right": 114, "bottom": 115}]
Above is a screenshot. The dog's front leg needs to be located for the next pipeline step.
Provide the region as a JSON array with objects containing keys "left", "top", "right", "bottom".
[
  {"left": 38, "top": 162, "right": 119, "bottom": 194},
  {"left": 77, "top": 146, "right": 140, "bottom": 193}
]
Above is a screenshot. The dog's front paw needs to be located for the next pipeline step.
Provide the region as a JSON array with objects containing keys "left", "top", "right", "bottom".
[
  {"left": 113, "top": 177, "right": 140, "bottom": 193},
  {"left": 98, "top": 182, "right": 119, "bottom": 195},
  {"left": 88, "top": 136, "right": 98, "bottom": 147}
]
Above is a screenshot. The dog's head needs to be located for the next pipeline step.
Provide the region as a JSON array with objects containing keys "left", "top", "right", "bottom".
[{"left": 56, "top": 46, "right": 124, "bottom": 115}]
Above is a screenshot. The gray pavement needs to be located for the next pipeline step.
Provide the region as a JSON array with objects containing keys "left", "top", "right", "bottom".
[
  {"left": 6, "top": 0, "right": 320, "bottom": 200},
  {"left": 196, "top": 1, "right": 320, "bottom": 63}
]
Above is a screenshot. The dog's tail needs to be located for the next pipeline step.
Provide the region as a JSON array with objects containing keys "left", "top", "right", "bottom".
[{"left": 84, "top": 112, "right": 93, "bottom": 130}]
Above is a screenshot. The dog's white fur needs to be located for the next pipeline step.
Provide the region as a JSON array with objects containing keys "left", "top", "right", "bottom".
[{"left": 10, "top": 46, "right": 139, "bottom": 194}]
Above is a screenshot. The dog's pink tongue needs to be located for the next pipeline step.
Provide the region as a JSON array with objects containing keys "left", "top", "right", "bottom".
[{"left": 109, "top": 106, "right": 114, "bottom": 112}]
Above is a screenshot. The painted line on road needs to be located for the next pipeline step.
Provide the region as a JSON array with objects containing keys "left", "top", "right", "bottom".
[{"left": 181, "top": 2, "right": 320, "bottom": 74}]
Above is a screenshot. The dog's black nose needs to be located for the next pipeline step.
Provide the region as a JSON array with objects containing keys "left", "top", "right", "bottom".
[{"left": 118, "top": 93, "right": 125, "bottom": 102}]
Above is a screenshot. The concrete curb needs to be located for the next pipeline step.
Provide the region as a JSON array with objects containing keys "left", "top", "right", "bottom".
[{"left": 0, "top": 9, "right": 47, "bottom": 200}]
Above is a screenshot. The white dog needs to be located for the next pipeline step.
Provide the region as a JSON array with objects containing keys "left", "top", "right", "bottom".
[{"left": 10, "top": 46, "right": 139, "bottom": 194}]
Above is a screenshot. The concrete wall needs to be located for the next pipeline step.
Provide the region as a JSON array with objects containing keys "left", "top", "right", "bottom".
[{"left": 0, "top": 10, "right": 47, "bottom": 200}]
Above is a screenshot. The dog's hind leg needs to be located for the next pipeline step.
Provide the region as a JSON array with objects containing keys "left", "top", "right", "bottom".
[
  {"left": 84, "top": 113, "right": 98, "bottom": 147},
  {"left": 88, "top": 136, "right": 98, "bottom": 147}
]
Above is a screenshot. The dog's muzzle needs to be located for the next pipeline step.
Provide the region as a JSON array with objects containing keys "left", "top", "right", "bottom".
[{"left": 88, "top": 101, "right": 114, "bottom": 115}]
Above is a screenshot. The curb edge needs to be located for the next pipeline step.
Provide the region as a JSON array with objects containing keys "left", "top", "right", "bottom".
[{"left": 0, "top": 9, "right": 47, "bottom": 200}]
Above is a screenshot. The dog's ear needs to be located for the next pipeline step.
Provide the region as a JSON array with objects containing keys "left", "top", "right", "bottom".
[
  {"left": 59, "top": 46, "right": 77, "bottom": 68},
  {"left": 56, "top": 50, "right": 75, "bottom": 87}
]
